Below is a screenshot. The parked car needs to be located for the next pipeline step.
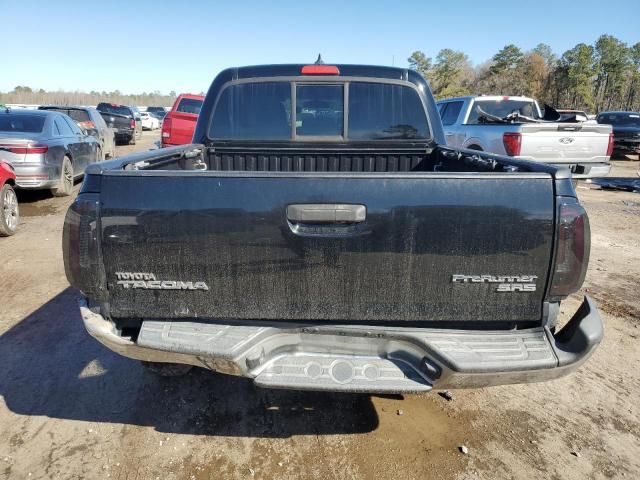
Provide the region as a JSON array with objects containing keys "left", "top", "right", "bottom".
[
  {"left": 139, "top": 112, "right": 160, "bottom": 130},
  {"left": 0, "top": 109, "right": 100, "bottom": 196},
  {"left": 161, "top": 94, "right": 204, "bottom": 147},
  {"left": 146, "top": 106, "right": 167, "bottom": 121},
  {"left": 596, "top": 111, "right": 640, "bottom": 157},
  {"left": 96, "top": 103, "right": 142, "bottom": 145},
  {"left": 63, "top": 63, "right": 602, "bottom": 393},
  {"left": 437, "top": 96, "right": 613, "bottom": 178},
  {"left": 0, "top": 159, "right": 18, "bottom": 236},
  {"left": 38, "top": 106, "right": 116, "bottom": 159}
]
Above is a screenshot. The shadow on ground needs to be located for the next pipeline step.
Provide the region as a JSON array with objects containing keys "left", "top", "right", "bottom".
[{"left": 0, "top": 288, "right": 380, "bottom": 437}]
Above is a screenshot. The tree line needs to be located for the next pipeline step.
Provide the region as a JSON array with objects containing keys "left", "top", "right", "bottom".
[
  {"left": 0, "top": 87, "right": 180, "bottom": 107},
  {"left": 409, "top": 34, "right": 640, "bottom": 113}
]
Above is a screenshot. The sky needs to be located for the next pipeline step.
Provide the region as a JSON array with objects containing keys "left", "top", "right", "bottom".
[{"left": 1, "top": 0, "right": 638, "bottom": 95}]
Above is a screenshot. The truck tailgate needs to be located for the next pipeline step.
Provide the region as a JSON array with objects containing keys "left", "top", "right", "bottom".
[
  {"left": 99, "top": 172, "right": 555, "bottom": 324},
  {"left": 166, "top": 112, "right": 197, "bottom": 144},
  {"left": 100, "top": 113, "right": 130, "bottom": 131},
  {"left": 519, "top": 123, "right": 611, "bottom": 163}
]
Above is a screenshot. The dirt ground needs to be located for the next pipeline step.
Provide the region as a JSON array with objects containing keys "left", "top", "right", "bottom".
[{"left": 0, "top": 134, "right": 638, "bottom": 480}]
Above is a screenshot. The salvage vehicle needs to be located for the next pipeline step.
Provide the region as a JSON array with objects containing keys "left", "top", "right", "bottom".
[
  {"left": 39, "top": 106, "right": 116, "bottom": 159},
  {"left": 556, "top": 109, "right": 596, "bottom": 124},
  {"left": 139, "top": 112, "right": 160, "bottom": 131},
  {"left": 0, "top": 109, "right": 101, "bottom": 196},
  {"left": 63, "top": 64, "right": 603, "bottom": 393},
  {"left": 596, "top": 111, "right": 640, "bottom": 157},
  {"left": 96, "top": 103, "right": 142, "bottom": 145},
  {"left": 437, "top": 96, "right": 613, "bottom": 178},
  {"left": 161, "top": 94, "right": 204, "bottom": 147},
  {"left": 0, "top": 159, "right": 18, "bottom": 236}
]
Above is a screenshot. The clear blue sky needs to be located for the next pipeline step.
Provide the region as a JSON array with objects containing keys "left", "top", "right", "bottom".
[{"left": 1, "top": 0, "right": 638, "bottom": 94}]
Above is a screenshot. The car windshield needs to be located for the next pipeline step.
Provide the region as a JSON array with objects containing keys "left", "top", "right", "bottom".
[
  {"left": 598, "top": 113, "right": 640, "bottom": 128},
  {"left": 98, "top": 104, "right": 132, "bottom": 116},
  {"left": 0, "top": 114, "right": 46, "bottom": 133},
  {"left": 468, "top": 99, "right": 541, "bottom": 123},
  {"left": 176, "top": 98, "right": 203, "bottom": 114}
]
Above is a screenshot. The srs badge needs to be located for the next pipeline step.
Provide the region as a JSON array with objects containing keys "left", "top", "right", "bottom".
[
  {"left": 115, "top": 272, "right": 209, "bottom": 291},
  {"left": 452, "top": 274, "right": 538, "bottom": 292}
]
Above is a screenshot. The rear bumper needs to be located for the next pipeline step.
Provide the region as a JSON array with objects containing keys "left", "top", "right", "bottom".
[
  {"left": 79, "top": 296, "right": 603, "bottom": 393},
  {"left": 114, "top": 129, "right": 134, "bottom": 138},
  {"left": 13, "top": 163, "right": 58, "bottom": 189},
  {"left": 545, "top": 162, "right": 611, "bottom": 179}
]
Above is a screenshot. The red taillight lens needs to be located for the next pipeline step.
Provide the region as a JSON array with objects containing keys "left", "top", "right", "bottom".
[
  {"left": 502, "top": 132, "right": 522, "bottom": 156},
  {"left": 0, "top": 143, "right": 49, "bottom": 154},
  {"left": 549, "top": 201, "right": 590, "bottom": 297},
  {"left": 301, "top": 65, "right": 340, "bottom": 75},
  {"left": 161, "top": 116, "right": 172, "bottom": 140},
  {"left": 130, "top": 118, "right": 136, "bottom": 129},
  {"left": 78, "top": 121, "right": 96, "bottom": 130},
  {"left": 606, "top": 132, "right": 614, "bottom": 157}
]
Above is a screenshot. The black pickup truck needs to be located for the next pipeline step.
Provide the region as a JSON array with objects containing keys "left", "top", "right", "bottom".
[
  {"left": 63, "top": 64, "right": 603, "bottom": 393},
  {"left": 96, "top": 103, "right": 142, "bottom": 146}
]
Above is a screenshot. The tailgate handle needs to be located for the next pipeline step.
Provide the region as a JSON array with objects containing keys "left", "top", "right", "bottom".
[{"left": 287, "top": 204, "right": 366, "bottom": 224}]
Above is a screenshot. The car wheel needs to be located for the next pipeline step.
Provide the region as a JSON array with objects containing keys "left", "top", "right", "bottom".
[
  {"left": 129, "top": 133, "right": 136, "bottom": 145},
  {"left": 141, "top": 361, "right": 193, "bottom": 377},
  {"left": 51, "top": 156, "right": 74, "bottom": 197},
  {"left": 0, "top": 183, "right": 19, "bottom": 236}
]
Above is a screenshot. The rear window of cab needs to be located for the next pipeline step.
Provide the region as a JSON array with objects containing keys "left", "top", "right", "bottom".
[{"left": 210, "top": 81, "right": 429, "bottom": 141}]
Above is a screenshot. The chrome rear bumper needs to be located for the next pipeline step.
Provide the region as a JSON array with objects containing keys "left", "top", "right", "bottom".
[{"left": 80, "top": 296, "right": 603, "bottom": 393}]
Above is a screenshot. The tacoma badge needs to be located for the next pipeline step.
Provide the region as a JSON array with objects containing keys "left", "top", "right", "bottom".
[{"left": 115, "top": 272, "right": 209, "bottom": 291}]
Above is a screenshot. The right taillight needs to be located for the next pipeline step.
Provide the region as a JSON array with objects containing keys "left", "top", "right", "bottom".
[
  {"left": 161, "top": 116, "right": 172, "bottom": 140},
  {"left": 503, "top": 132, "right": 522, "bottom": 156},
  {"left": 129, "top": 118, "right": 136, "bottom": 129},
  {"left": 549, "top": 200, "right": 590, "bottom": 297},
  {"left": 606, "top": 132, "right": 614, "bottom": 157}
]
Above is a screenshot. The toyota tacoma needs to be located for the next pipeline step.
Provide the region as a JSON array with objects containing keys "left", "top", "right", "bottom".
[{"left": 62, "top": 63, "right": 603, "bottom": 393}]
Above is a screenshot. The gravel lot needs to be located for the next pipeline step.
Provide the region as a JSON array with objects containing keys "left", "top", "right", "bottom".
[{"left": 1, "top": 133, "right": 638, "bottom": 479}]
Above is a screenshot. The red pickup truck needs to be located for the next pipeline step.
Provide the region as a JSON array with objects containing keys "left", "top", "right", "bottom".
[{"left": 161, "top": 94, "right": 204, "bottom": 147}]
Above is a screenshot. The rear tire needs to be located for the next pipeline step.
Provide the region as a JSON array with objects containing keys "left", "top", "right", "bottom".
[
  {"left": 141, "top": 361, "right": 193, "bottom": 377},
  {"left": 51, "top": 156, "right": 74, "bottom": 197},
  {"left": 129, "top": 133, "right": 136, "bottom": 145},
  {"left": 0, "top": 183, "right": 19, "bottom": 236}
]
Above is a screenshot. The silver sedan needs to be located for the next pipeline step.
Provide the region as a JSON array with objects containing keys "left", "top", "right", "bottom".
[{"left": 0, "top": 109, "right": 101, "bottom": 196}]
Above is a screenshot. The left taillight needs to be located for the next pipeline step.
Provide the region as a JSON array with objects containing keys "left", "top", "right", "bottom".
[
  {"left": 63, "top": 193, "right": 105, "bottom": 298},
  {"left": 548, "top": 200, "right": 590, "bottom": 298},
  {"left": 502, "top": 132, "right": 522, "bottom": 156},
  {"left": 78, "top": 121, "right": 96, "bottom": 130},
  {"left": 606, "top": 132, "right": 614, "bottom": 157},
  {"left": 0, "top": 143, "right": 48, "bottom": 154}
]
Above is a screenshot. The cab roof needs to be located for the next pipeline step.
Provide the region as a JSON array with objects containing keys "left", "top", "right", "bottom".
[{"left": 230, "top": 64, "right": 412, "bottom": 81}]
